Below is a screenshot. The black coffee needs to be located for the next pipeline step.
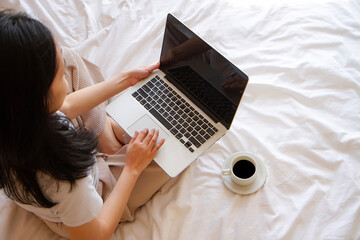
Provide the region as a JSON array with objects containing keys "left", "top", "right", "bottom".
[{"left": 233, "top": 160, "right": 255, "bottom": 179}]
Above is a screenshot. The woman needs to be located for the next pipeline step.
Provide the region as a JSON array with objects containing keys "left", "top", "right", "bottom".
[{"left": 0, "top": 10, "right": 167, "bottom": 239}]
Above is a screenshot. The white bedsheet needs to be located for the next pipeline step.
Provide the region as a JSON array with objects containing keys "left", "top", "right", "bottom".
[{"left": 1, "top": 0, "right": 359, "bottom": 239}]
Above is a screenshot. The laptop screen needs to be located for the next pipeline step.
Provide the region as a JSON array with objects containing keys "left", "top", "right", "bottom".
[{"left": 160, "top": 14, "right": 248, "bottom": 129}]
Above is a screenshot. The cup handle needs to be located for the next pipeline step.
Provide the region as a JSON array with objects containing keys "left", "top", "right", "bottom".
[{"left": 222, "top": 169, "right": 231, "bottom": 176}]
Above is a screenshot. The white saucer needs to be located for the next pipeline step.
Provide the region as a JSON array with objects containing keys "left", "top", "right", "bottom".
[{"left": 221, "top": 152, "right": 267, "bottom": 195}]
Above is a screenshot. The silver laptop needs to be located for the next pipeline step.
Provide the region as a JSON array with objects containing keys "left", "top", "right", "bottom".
[{"left": 106, "top": 14, "right": 248, "bottom": 177}]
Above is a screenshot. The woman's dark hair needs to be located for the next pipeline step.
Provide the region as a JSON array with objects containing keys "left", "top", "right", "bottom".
[{"left": 0, "top": 10, "right": 98, "bottom": 208}]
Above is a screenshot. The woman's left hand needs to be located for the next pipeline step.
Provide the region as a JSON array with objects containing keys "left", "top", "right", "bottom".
[{"left": 126, "top": 62, "right": 160, "bottom": 86}]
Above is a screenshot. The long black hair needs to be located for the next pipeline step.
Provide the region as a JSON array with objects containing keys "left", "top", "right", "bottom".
[{"left": 0, "top": 10, "right": 98, "bottom": 208}]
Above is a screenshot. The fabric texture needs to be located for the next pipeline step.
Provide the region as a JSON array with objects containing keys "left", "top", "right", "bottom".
[
  {"left": 0, "top": 1, "right": 359, "bottom": 240},
  {"left": 62, "top": 47, "right": 107, "bottom": 136}
]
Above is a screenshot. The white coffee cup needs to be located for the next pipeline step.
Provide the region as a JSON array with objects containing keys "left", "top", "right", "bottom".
[{"left": 222, "top": 153, "right": 257, "bottom": 186}]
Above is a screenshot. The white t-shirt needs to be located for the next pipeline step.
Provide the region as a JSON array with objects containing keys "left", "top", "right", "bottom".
[
  {"left": 16, "top": 112, "right": 103, "bottom": 227},
  {"left": 16, "top": 166, "right": 103, "bottom": 227}
]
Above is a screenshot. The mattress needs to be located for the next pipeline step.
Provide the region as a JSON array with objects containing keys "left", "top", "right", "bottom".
[{"left": 1, "top": 0, "right": 359, "bottom": 239}]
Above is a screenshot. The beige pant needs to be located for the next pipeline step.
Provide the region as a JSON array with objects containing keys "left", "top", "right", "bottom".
[{"left": 44, "top": 142, "right": 170, "bottom": 238}]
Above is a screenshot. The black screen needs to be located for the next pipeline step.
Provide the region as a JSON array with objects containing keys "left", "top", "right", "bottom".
[{"left": 160, "top": 14, "right": 248, "bottom": 129}]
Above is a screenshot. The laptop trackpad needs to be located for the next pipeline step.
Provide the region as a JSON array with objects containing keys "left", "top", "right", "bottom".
[{"left": 127, "top": 114, "right": 169, "bottom": 144}]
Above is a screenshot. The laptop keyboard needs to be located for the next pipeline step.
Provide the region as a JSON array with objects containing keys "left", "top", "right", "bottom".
[{"left": 132, "top": 75, "right": 218, "bottom": 153}]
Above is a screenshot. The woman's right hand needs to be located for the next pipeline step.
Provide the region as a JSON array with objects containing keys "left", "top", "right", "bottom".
[{"left": 125, "top": 128, "right": 165, "bottom": 176}]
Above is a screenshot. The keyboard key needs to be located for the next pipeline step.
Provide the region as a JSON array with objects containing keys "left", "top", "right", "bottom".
[
  {"left": 189, "top": 147, "right": 194, "bottom": 153},
  {"left": 146, "top": 81, "right": 154, "bottom": 88},
  {"left": 149, "top": 108, "right": 172, "bottom": 130},
  {"left": 175, "top": 133, "right": 183, "bottom": 139},
  {"left": 185, "top": 141, "right": 192, "bottom": 148},
  {"left": 142, "top": 85, "right": 150, "bottom": 92},
  {"left": 132, "top": 92, "right": 139, "bottom": 97},
  {"left": 138, "top": 88, "right": 148, "bottom": 98},
  {"left": 144, "top": 103, "right": 151, "bottom": 110},
  {"left": 206, "top": 128, "right": 215, "bottom": 136},
  {"left": 189, "top": 136, "right": 201, "bottom": 148},
  {"left": 170, "top": 128, "right": 178, "bottom": 135},
  {"left": 196, "top": 135, "right": 206, "bottom": 144},
  {"left": 204, "top": 134, "right": 210, "bottom": 140}
]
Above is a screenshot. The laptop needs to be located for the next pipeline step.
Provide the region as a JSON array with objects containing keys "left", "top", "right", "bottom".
[{"left": 106, "top": 14, "right": 249, "bottom": 177}]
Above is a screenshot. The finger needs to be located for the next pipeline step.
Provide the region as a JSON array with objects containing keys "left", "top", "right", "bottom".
[
  {"left": 137, "top": 128, "right": 149, "bottom": 142},
  {"left": 143, "top": 128, "right": 155, "bottom": 144},
  {"left": 152, "top": 137, "right": 166, "bottom": 153},
  {"left": 130, "top": 131, "right": 138, "bottom": 144},
  {"left": 145, "top": 62, "right": 160, "bottom": 72},
  {"left": 147, "top": 129, "right": 159, "bottom": 148}
]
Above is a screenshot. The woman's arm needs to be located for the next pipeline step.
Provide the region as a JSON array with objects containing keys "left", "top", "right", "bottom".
[
  {"left": 65, "top": 128, "right": 165, "bottom": 240},
  {"left": 60, "top": 63, "right": 160, "bottom": 120}
]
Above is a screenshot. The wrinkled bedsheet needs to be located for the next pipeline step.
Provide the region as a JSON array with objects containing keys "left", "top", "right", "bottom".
[{"left": 1, "top": 0, "right": 359, "bottom": 239}]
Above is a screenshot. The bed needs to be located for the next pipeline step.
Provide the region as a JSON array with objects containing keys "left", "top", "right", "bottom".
[{"left": 1, "top": 0, "right": 359, "bottom": 239}]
